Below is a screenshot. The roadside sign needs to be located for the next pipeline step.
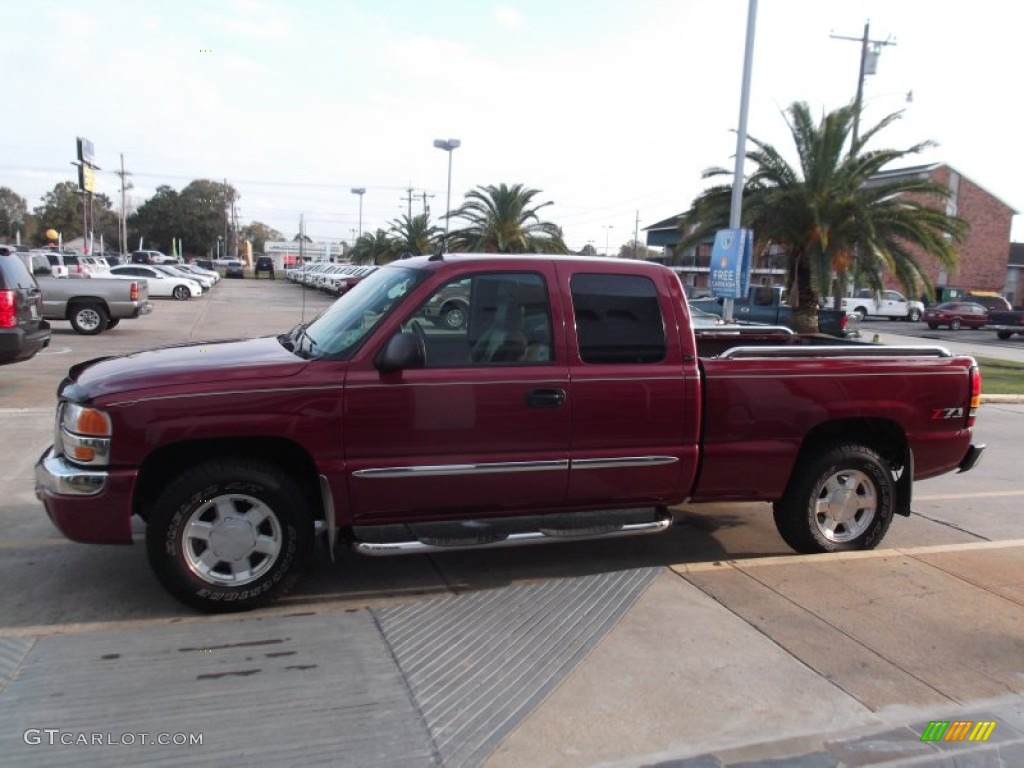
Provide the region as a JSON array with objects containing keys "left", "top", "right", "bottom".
[{"left": 709, "top": 228, "right": 752, "bottom": 299}]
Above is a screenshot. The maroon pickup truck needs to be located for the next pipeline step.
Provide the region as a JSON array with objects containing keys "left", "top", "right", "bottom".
[{"left": 35, "top": 255, "right": 985, "bottom": 611}]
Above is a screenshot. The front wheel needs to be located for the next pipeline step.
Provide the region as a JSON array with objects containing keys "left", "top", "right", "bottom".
[
  {"left": 950, "top": 318, "right": 962, "bottom": 330},
  {"left": 906, "top": 308, "right": 922, "bottom": 322},
  {"left": 69, "top": 303, "right": 108, "bottom": 335},
  {"left": 145, "top": 459, "right": 314, "bottom": 612},
  {"left": 173, "top": 285, "right": 191, "bottom": 300},
  {"left": 773, "top": 443, "right": 895, "bottom": 554},
  {"left": 441, "top": 303, "right": 467, "bottom": 330}
]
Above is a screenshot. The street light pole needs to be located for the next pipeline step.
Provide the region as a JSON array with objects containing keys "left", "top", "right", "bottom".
[
  {"left": 603, "top": 225, "right": 614, "bottom": 257},
  {"left": 350, "top": 187, "right": 366, "bottom": 239},
  {"left": 433, "top": 138, "right": 461, "bottom": 237}
]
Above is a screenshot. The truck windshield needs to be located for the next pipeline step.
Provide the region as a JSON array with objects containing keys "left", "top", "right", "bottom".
[{"left": 293, "top": 265, "right": 424, "bottom": 359}]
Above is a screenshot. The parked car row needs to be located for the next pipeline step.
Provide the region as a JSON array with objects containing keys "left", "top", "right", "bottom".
[
  {"left": 1, "top": 248, "right": 226, "bottom": 338},
  {"left": 286, "top": 261, "right": 377, "bottom": 296}
]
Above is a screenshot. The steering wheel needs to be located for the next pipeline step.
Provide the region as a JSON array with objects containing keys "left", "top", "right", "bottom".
[{"left": 410, "top": 320, "right": 427, "bottom": 365}]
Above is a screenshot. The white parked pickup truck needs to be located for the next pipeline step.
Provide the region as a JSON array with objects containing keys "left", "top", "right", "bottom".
[{"left": 826, "top": 289, "right": 924, "bottom": 322}]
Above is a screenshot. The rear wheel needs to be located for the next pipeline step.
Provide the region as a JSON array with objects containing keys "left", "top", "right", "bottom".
[
  {"left": 145, "top": 459, "right": 314, "bottom": 612},
  {"left": 950, "top": 317, "right": 962, "bottom": 330},
  {"left": 997, "top": 330, "right": 1013, "bottom": 340},
  {"left": 69, "top": 303, "right": 108, "bottom": 335},
  {"left": 773, "top": 443, "right": 895, "bottom": 554}
]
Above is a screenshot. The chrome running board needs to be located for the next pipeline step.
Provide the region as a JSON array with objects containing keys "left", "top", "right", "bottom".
[{"left": 352, "top": 509, "right": 672, "bottom": 557}]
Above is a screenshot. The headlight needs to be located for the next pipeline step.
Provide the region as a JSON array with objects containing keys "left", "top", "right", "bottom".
[{"left": 60, "top": 403, "right": 112, "bottom": 465}]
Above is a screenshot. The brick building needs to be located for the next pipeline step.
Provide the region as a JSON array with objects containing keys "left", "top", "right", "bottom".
[
  {"left": 865, "top": 163, "right": 1015, "bottom": 299},
  {"left": 648, "top": 162, "right": 1017, "bottom": 301}
]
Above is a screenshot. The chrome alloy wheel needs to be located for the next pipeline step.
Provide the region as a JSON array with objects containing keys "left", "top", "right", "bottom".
[
  {"left": 813, "top": 469, "right": 877, "bottom": 543},
  {"left": 75, "top": 307, "right": 103, "bottom": 332},
  {"left": 182, "top": 493, "right": 283, "bottom": 586}
]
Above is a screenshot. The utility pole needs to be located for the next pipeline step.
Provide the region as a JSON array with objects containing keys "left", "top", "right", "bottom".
[
  {"left": 633, "top": 210, "right": 640, "bottom": 259},
  {"left": 400, "top": 184, "right": 415, "bottom": 220},
  {"left": 831, "top": 21, "right": 896, "bottom": 147},
  {"left": 420, "top": 190, "right": 435, "bottom": 217},
  {"left": 224, "top": 177, "right": 230, "bottom": 259},
  {"left": 115, "top": 154, "right": 132, "bottom": 255}
]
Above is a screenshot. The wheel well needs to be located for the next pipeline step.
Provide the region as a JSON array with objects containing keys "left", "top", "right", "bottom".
[
  {"left": 442, "top": 299, "right": 468, "bottom": 312},
  {"left": 65, "top": 298, "right": 109, "bottom": 318},
  {"left": 133, "top": 437, "right": 323, "bottom": 521},
  {"left": 797, "top": 418, "right": 908, "bottom": 474}
]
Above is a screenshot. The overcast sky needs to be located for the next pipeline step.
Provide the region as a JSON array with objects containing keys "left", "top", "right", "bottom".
[{"left": 3, "top": 0, "right": 1020, "bottom": 253}]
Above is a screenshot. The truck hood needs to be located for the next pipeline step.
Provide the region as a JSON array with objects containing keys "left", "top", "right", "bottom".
[{"left": 64, "top": 336, "right": 308, "bottom": 400}]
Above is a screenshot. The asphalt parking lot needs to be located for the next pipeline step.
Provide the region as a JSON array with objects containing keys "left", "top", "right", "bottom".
[{"left": 2, "top": 277, "right": 1023, "bottom": 766}]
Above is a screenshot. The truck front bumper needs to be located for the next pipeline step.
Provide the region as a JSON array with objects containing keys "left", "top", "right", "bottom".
[{"left": 34, "top": 446, "right": 136, "bottom": 544}]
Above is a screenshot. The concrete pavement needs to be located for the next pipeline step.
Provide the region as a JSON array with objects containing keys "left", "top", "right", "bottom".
[{"left": 2, "top": 540, "right": 1022, "bottom": 766}]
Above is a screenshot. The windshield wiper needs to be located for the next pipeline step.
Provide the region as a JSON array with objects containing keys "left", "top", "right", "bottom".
[{"left": 296, "top": 324, "right": 320, "bottom": 359}]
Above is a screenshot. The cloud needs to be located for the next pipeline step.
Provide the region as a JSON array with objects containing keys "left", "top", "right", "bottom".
[{"left": 494, "top": 6, "right": 524, "bottom": 29}]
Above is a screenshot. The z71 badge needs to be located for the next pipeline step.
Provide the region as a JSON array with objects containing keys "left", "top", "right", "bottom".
[{"left": 932, "top": 407, "right": 965, "bottom": 419}]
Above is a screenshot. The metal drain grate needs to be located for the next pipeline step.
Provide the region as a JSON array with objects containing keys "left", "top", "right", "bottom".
[
  {"left": 0, "top": 637, "right": 34, "bottom": 694},
  {"left": 375, "top": 567, "right": 659, "bottom": 767}
]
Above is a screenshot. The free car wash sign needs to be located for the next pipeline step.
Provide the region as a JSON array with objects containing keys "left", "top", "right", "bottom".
[{"left": 709, "top": 228, "right": 752, "bottom": 299}]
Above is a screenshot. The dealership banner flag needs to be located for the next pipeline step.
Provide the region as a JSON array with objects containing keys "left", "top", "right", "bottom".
[{"left": 709, "top": 228, "right": 752, "bottom": 299}]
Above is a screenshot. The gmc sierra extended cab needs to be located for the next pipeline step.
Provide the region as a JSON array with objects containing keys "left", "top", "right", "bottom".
[{"left": 35, "top": 255, "right": 984, "bottom": 611}]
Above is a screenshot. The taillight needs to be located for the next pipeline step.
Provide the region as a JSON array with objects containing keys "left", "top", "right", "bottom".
[
  {"left": 0, "top": 290, "right": 16, "bottom": 328},
  {"left": 968, "top": 364, "right": 982, "bottom": 425},
  {"left": 130, "top": 281, "right": 139, "bottom": 301}
]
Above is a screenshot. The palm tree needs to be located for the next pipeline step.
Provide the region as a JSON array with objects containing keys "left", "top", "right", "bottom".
[
  {"left": 350, "top": 229, "right": 397, "bottom": 265},
  {"left": 389, "top": 213, "right": 442, "bottom": 256},
  {"left": 447, "top": 183, "right": 568, "bottom": 254},
  {"left": 678, "top": 101, "right": 967, "bottom": 333}
]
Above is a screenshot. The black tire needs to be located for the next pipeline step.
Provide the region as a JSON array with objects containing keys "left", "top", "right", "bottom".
[
  {"left": 853, "top": 307, "right": 867, "bottom": 321},
  {"left": 440, "top": 303, "right": 467, "bottom": 330},
  {"left": 173, "top": 284, "right": 191, "bottom": 300},
  {"left": 145, "top": 459, "right": 314, "bottom": 612},
  {"left": 907, "top": 308, "right": 922, "bottom": 322},
  {"left": 997, "top": 331, "right": 1013, "bottom": 340},
  {"left": 927, "top": 323, "right": 939, "bottom": 330},
  {"left": 69, "top": 303, "right": 109, "bottom": 335},
  {"left": 106, "top": 318, "right": 120, "bottom": 330},
  {"left": 773, "top": 443, "right": 895, "bottom": 554},
  {"left": 950, "top": 317, "right": 962, "bottom": 330}
]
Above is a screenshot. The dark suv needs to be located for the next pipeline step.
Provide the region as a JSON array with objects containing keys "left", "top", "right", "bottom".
[
  {"left": 254, "top": 256, "right": 275, "bottom": 279},
  {"left": 966, "top": 294, "right": 1012, "bottom": 312},
  {"left": 0, "top": 251, "right": 51, "bottom": 365}
]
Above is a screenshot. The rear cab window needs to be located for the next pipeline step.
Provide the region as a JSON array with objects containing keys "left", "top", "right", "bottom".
[{"left": 569, "top": 273, "right": 666, "bottom": 364}]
